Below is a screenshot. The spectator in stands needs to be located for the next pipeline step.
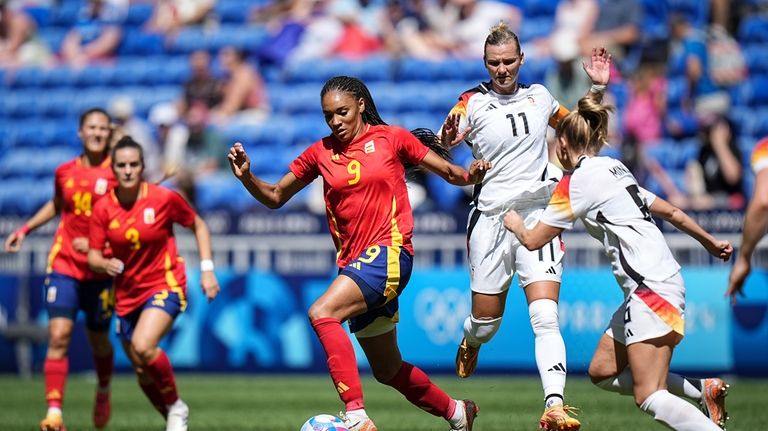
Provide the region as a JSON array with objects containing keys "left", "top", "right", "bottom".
[
  {"left": 88, "top": 136, "right": 219, "bottom": 431},
  {"left": 108, "top": 96, "right": 163, "bottom": 182},
  {"left": 60, "top": 0, "right": 124, "bottom": 68},
  {"left": 445, "top": 0, "right": 521, "bottom": 58},
  {"left": 0, "top": 0, "right": 52, "bottom": 68},
  {"left": 545, "top": 32, "right": 593, "bottom": 111},
  {"left": 145, "top": 0, "right": 214, "bottom": 35},
  {"left": 728, "top": 137, "right": 768, "bottom": 302},
  {"left": 177, "top": 50, "right": 222, "bottom": 123},
  {"left": 687, "top": 116, "right": 744, "bottom": 209},
  {"left": 380, "top": 0, "right": 448, "bottom": 61},
  {"left": 228, "top": 75, "right": 490, "bottom": 431},
  {"left": 579, "top": 0, "right": 641, "bottom": 67},
  {"left": 4, "top": 108, "right": 116, "bottom": 431},
  {"left": 668, "top": 14, "right": 730, "bottom": 122},
  {"left": 329, "top": 0, "right": 385, "bottom": 59},
  {"left": 623, "top": 64, "right": 667, "bottom": 148},
  {"left": 209, "top": 46, "right": 270, "bottom": 126},
  {"left": 528, "top": 0, "right": 598, "bottom": 60}
]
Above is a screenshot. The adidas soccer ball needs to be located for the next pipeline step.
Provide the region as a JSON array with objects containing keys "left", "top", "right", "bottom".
[{"left": 299, "top": 414, "right": 349, "bottom": 431}]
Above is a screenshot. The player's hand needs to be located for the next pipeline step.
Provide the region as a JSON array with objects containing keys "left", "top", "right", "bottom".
[
  {"left": 503, "top": 210, "right": 524, "bottom": 234},
  {"left": 726, "top": 254, "right": 750, "bottom": 305},
  {"left": 228, "top": 142, "right": 251, "bottom": 180},
  {"left": 105, "top": 258, "right": 124, "bottom": 277},
  {"left": 4, "top": 230, "right": 26, "bottom": 253},
  {"left": 583, "top": 47, "right": 611, "bottom": 86},
  {"left": 706, "top": 239, "right": 733, "bottom": 262},
  {"left": 72, "top": 237, "right": 89, "bottom": 254},
  {"left": 440, "top": 114, "right": 471, "bottom": 148},
  {"left": 201, "top": 271, "right": 220, "bottom": 302},
  {"left": 467, "top": 159, "right": 491, "bottom": 184}
]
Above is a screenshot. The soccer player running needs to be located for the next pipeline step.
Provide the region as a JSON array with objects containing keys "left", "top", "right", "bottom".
[
  {"left": 503, "top": 95, "right": 733, "bottom": 431},
  {"left": 228, "top": 76, "right": 491, "bottom": 431},
  {"left": 727, "top": 137, "right": 768, "bottom": 303},
  {"left": 4, "top": 108, "right": 116, "bottom": 431},
  {"left": 88, "top": 137, "right": 220, "bottom": 431},
  {"left": 440, "top": 21, "right": 609, "bottom": 430}
]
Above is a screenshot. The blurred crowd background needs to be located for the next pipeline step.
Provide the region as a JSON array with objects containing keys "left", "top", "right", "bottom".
[{"left": 1, "top": 0, "right": 767, "bottom": 217}]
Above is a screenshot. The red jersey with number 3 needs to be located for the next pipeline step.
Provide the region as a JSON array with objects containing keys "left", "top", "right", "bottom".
[
  {"left": 90, "top": 182, "right": 196, "bottom": 316},
  {"left": 289, "top": 125, "right": 429, "bottom": 267},
  {"left": 48, "top": 157, "right": 116, "bottom": 280}
]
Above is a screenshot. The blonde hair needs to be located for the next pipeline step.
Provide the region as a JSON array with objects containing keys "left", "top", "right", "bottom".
[
  {"left": 555, "top": 96, "right": 615, "bottom": 155},
  {"left": 484, "top": 21, "right": 521, "bottom": 55}
]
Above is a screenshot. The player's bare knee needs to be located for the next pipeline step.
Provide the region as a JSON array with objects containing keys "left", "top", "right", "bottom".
[
  {"left": 528, "top": 298, "right": 559, "bottom": 336},
  {"left": 464, "top": 314, "right": 502, "bottom": 345},
  {"left": 307, "top": 302, "right": 328, "bottom": 321},
  {"left": 131, "top": 340, "right": 157, "bottom": 363},
  {"left": 587, "top": 360, "right": 616, "bottom": 384}
]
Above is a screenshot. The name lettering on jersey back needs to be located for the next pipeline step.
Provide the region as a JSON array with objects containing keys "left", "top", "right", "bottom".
[{"left": 609, "top": 165, "right": 631, "bottom": 179}]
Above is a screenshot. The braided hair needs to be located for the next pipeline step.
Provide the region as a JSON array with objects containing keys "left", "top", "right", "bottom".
[{"left": 320, "top": 76, "right": 452, "bottom": 164}]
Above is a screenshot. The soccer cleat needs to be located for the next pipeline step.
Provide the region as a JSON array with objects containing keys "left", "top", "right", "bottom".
[
  {"left": 449, "top": 399, "right": 479, "bottom": 431},
  {"left": 339, "top": 411, "right": 378, "bottom": 431},
  {"left": 538, "top": 405, "right": 581, "bottom": 430},
  {"left": 40, "top": 412, "right": 66, "bottom": 431},
  {"left": 700, "top": 378, "right": 729, "bottom": 429},
  {"left": 93, "top": 390, "right": 111, "bottom": 429},
  {"left": 455, "top": 338, "right": 480, "bottom": 378},
  {"left": 165, "top": 399, "right": 189, "bottom": 431}
]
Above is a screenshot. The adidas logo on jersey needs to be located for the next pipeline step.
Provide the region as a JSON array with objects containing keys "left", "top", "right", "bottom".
[
  {"left": 546, "top": 266, "right": 557, "bottom": 275},
  {"left": 485, "top": 103, "right": 498, "bottom": 111}
]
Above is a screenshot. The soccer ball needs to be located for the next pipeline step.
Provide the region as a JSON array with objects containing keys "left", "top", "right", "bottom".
[{"left": 299, "top": 414, "right": 349, "bottom": 431}]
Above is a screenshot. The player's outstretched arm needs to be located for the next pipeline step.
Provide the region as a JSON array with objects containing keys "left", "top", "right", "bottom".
[
  {"left": 649, "top": 196, "right": 733, "bottom": 261},
  {"left": 727, "top": 169, "right": 768, "bottom": 302},
  {"left": 4, "top": 199, "right": 59, "bottom": 252},
  {"left": 420, "top": 150, "right": 491, "bottom": 186},
  {"left": 190, "top": 215, "right": 220, "bottom": 302},
  {"left": 228, "top": 142, "right": 306, "bottom": 209},
  {"left": 582, "top": 47, "right": 612, "bottom": 103},
  {"left": 503, "top": 210, "right": 564, "bottom": 251}
]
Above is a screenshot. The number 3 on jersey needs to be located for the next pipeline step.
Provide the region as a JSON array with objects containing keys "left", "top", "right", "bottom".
[
  {"left": 347, "top": 160, "right": 361, "bottom": 185},
  {"left": 125, "top": 227, "right": 141, "bottom": 250}
]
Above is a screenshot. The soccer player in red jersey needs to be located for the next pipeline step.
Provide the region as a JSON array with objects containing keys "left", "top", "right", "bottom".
[
  {"left": 4, "top": 108, "right": 116, "bottom": 431},
  {"left": 88, "top": 136, "right": 220, "bottom": 431},
  {"left": 228, "top": 76, "right": 491, "bottom": 431}
]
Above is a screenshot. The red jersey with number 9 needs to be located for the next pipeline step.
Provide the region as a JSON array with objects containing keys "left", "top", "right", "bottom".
[
  {"left": 90, "top": 182, "right": 196, "bottom": 316},
  {"left": 48, "top": 157, "right": 116, "bottom": 280},
  {"left": 289, "top": 125, "right": 429, "bottom": 268}
]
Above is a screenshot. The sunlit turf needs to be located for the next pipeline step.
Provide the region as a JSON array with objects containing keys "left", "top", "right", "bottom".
[{"left": 0, "top": 374, "right": 765, "bottom": 430}]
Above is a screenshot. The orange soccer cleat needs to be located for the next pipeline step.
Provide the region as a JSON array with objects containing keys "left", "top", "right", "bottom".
[
  {"left": 40, "top": 412, "right": 66, "bottom": 431},
  {"left": 340, "top": 411, "right": 378, "bottom": 431},
  {"left": 700, "top": 378, "right": 729, "bottom": 429},
  {"left": 455, "top": 338, "right": 480, "bottom": 378},
  {"left": 538, "top": 405, "right": 581, "bottom": 431}
]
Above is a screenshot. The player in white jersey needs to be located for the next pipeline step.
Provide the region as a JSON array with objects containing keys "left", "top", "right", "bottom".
[
  {"left": 439, "top": 21, "right": 610, "bottom": 430},
  {"left": 504, "top": 96, "right": 733, "bottom": 431},
  {"left": 727, "top": 137, "right": 768, "bottom": 302}
]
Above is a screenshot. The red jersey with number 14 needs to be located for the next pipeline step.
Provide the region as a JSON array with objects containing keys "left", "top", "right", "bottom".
[
  {"left": 90, "top": 182, "right": 196, "bottom": 316},
  {"left": 289, "top": 125, "right": 429, "bottom": 267},
  {"left": 48, "top": 156, "right": 116, "bottom": 280}
]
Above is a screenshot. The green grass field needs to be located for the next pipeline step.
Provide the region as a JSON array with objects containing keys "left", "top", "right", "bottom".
[{"left": 0, "top": 374, "right": 766, "bottom": 430}]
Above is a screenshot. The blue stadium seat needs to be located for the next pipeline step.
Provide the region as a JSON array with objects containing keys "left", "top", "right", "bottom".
[
  {"left": 0, "top": 178, "right": 52, "bottom": 215},
  {"left": 272, "top": 83, "right": 321, "bottom": 114},
  {"left": 739, "top": 16, "right": 768, "bottom": 43},
  {"left": 518, "top": 17, "right": 554, "bottom": 43},
  {"left": 125, "top": 3, "right": 153, "bottom": 27},
  {"left": 36, "top": 27, "right": 68, "bottom": 53},
  {"left": 397, "top": 57, "right": 445, "bottom": 81},
  {"left": 522, "top": 0, "right": 558, "bottom": 18},
  {"left": 745, "top": 46, "right": 768, "bottom": 74},
  {"left": 732, "top": 76, "right": 768, "bottom": 107},
  {"left": 666, "top": 77, "right": 688, "bottom": 108},
  {"left": 74, "top": 65, "right": 116, "bottom": 87},
  {"left": 167, "top": 26, "right": 206, "bottom": 54},
  {"left": 426, "top": 173, "right": 464, "bottom": 211},
  {"left": 41, "top": 66, "right": 77, "bottom": 88},
  {"left": 24, "top": 6, "right": 51, "bottom": 27},
  {"left": 6, "top": 67, "right": 45, "bottom": 88},
  {"left": 4, "top": 91, "right": 42, "bottom": 119},
  {"left": 51, "top": 2, "right": 81, "bottom": 27},
  {"left": 117, "top": 30, "right": 164, "bottom": 56},
  {"left": 41, "top": 90, "right": 77, "bottom": 118},
  {"left": 291, "top": 114, "right": 326, "bottom": 146},
  {"left": 668, "top": 0, "right": 709, "bottom": 27}
]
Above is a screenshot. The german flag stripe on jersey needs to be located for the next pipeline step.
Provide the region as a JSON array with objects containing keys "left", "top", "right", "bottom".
[
  {"left": 448, "top": 88, "right": 480, "bottom": 118},
  {"left": 634, "top": 284, "right": 684, "bottom": 336},
  {"left": 549, "top": 174, "right": 575, "bottom": 221},
  {"left": 752, "top": 138, "right": 768, "bottom": 173}
]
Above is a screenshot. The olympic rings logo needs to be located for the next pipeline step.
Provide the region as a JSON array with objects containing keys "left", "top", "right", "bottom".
[{"left": 413, "top": 287, "right": 470, "bottom": 345}]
